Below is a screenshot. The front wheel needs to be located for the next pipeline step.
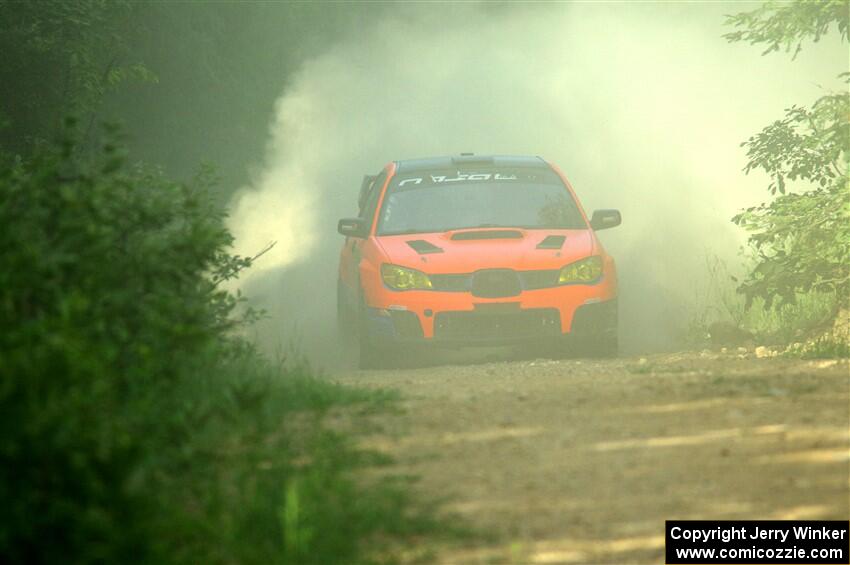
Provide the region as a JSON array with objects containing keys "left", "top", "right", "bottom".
[
  {"left": 337, "top": 279, "right": 356, "bottom": 341},
  {"left": 357, "top": 296, "right": 395, "bottom": 370}
]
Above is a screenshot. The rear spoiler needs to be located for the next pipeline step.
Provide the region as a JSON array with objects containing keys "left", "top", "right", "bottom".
[{"left": 357, "top": 174, "right": 377, "bottom": 211}]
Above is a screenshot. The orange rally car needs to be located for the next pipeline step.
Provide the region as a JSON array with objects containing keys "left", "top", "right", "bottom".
[{"left": 336, "top": 154, "right": 621, "bottom": 369}]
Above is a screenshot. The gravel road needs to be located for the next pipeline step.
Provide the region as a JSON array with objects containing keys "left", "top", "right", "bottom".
[{"left": 333, "top": 352, "right": 850, "bottom": 564}]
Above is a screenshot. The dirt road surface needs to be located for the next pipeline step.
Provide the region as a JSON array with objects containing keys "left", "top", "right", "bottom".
[{"left": 334, "top": 352, "right": 850, "bottom": 564}]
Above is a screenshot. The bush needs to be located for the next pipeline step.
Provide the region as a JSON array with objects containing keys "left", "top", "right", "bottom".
[
  {"left": 684, "top": 255, "right": 841, "bottom": 348},
  {"left": 0, "top": 129, "right": 441, "bottom": 563}
]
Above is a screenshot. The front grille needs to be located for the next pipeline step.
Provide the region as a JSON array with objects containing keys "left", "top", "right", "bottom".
[
  {"left": 431, "top": 273, "right": 472, "bottom": 292},
  {"left": 431, "top": 269, "right": 559, "bottom": 293},
  {"left": 471, "top": 269, "right": 521, "bottom": 298},
  {"left": 434, "top": 308, "right": 561, "bottom": 341}
]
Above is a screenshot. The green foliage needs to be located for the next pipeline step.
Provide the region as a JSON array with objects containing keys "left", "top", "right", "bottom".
[
  {"left": 725, "top": 1, "right": 850, "bottom": 314},
  {"left": 724, "top": 0, "right": 849, "bottom": 58},
  {"left": 0, "top": 123, "right": 227, "bottom": 561},
  {"left": 0, "top": 0, "right": 155, "bottom": 154},
  {"left": 0, "top": 1, "right": 388, "bottom": 190},
  {"left": 744, "top": 292, "right": 840, "bottom": 343},
  {"left": 0, "top": 131, "right": 443, "bottom": 563},
  {"left": 738, "top": 93, "right": 849, "bottom": 197},
  {"left": 685, "top": 255, "right": 839, "bottom": 346},
  {"left": 145, "top": 350, "right": 444, "bottom": 565},
  {"left": 733, "top": 180, "right": 849, "bottom": 309},
  {"left": 0, "top": 3, "right": 456, "bottom": 561}
]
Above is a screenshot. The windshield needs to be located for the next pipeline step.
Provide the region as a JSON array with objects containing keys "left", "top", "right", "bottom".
[{"left": 376, "top": 168, "right": 586, "bottom": 235}]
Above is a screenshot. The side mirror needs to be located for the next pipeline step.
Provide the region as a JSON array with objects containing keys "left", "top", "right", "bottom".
[
  {"left": 338, "top": 217, "right": 368, "bottom": 238},
  {"left": 590, "top": 209, "right": 621, "bottom": 231}
]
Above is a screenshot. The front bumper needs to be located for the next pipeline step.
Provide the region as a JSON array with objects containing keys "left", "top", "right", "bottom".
[{"left": 363, "top": 289, "right": 618, "bottom": 347}]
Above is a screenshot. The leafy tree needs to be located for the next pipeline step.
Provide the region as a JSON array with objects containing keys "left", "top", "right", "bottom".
[
  {"left": 724, "top": 0, "right": 848, "bottom": 57},
  {"left": 0, "top": 0, "right": 155, "bottom": 156},
  {"left": 0, "top": 6, "right": 444, "bottom": 562},
  {"left": 1, "top": 1, "right": 388, "bottom": 190},
  {"left": 725, "top": 0, "right": 850, "bottom": 311}
]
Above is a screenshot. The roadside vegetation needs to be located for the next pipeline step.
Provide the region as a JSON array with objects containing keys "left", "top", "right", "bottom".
[
  {"left": 688, "top": 0, "right": 850, "bottom": 357},
  {"left": 0, "top": 3, "right": 449, "bottom": 563},
  {"left": 686, "top": 255, "right": 844, "bottom": 355},
  {"left": 0, "top": 127, "right": 452, "bottom": 564}
]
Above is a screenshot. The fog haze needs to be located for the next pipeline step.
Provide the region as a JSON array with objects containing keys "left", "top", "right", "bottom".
[{"left": 226, "top": 2, "right": 846, "bottom": 365}]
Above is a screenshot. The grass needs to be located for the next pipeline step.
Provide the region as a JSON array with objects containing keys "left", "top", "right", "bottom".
[
  {"left": 784, "top": 335, "right": 850, "bottom": 359},
  {"left": 154, "top": 351, "right": 466, "bottom": 564},
  {"left": 0, "top": 133, "right": 468, "bottom": 564},
  {"left": 685, "top": 254, "right": 845, "bottom": 355},
  {"left": 741, "top": 293, "right": 838, "bottom": 344}
]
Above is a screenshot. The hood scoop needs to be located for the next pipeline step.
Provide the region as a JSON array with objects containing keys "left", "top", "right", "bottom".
[
  {"left": 536, "top": 235, "right": 566, "bottom": 250},
  {"left": 406, "top": 239, "right": 443, "bottom": 254},
  {"left": 450, "top": 229, "right": 523, "bottom": 241}
]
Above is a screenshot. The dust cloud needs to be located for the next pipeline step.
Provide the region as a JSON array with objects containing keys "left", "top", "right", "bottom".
[{"left": 226, "top": 2, "right": 846, "bottom": 368}]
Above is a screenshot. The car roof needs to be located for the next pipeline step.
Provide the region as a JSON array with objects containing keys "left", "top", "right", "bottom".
[{"left": 394, "top": 154, "right": 548, "bottom": 173}]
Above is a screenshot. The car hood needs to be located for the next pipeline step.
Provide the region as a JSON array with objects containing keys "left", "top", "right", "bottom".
[{"left": 374, "top": 228, "right": 595, "bottom": 273}]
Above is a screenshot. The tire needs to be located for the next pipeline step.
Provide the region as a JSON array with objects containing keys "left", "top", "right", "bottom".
[
  {"left": 357, "top": 294, "right": 394, "bottom": 370},
  {"left": 336, "top": 280, "right": 356, "bottom": 340},
  {"left": 569, "top": 299, "right": 619, "bottom": 358},
  {"left": 358, "top": 337, "right": 388, "bottom": 370}
]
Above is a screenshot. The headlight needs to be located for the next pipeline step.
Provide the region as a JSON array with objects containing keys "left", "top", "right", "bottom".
[
  {"left": 558, "top": 256, "right": 602, "bottom": 284},
  {"left": 381, "top": 264, "right": 433, "bottom": 290}
]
